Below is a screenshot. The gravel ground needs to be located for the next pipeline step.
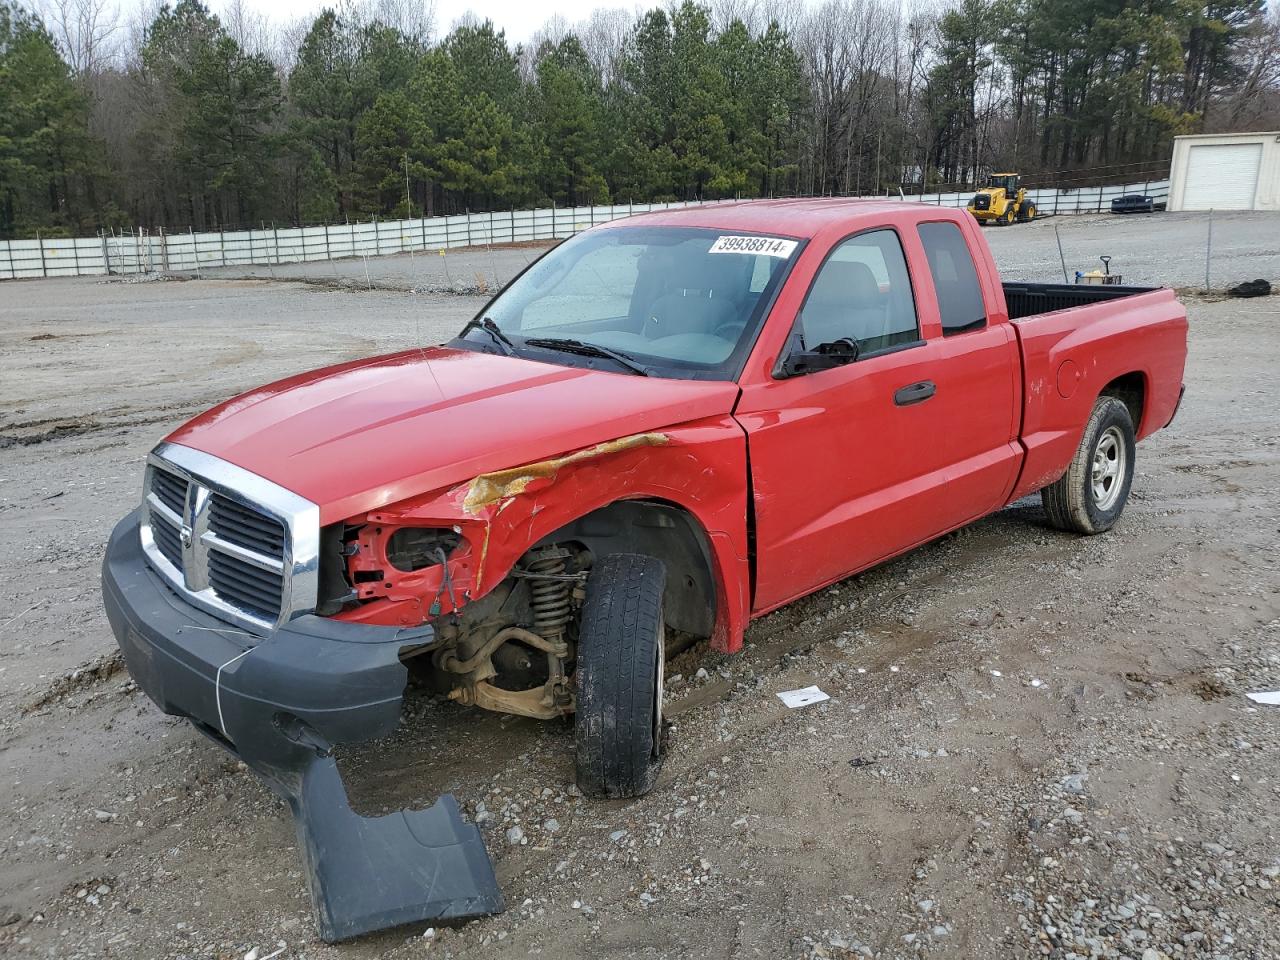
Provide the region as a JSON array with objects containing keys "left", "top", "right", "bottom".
[
  {"left": 193, "top": 210, "right": 1278, "bottom": 294},
  {"left": 0, "top": 221, "right": 1278, "bottom": 960}
]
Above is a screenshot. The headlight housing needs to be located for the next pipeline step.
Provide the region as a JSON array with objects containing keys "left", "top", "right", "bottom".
[{"left": 386, "top": 527, "right": 463, "bottom": 572}]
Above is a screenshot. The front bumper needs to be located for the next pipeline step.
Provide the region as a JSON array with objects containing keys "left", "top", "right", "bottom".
[{"left": 102, "top": 511, "right": 502, "bottom": 941}]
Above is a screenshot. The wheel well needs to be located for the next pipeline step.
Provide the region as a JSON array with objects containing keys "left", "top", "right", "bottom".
[
  {"left": 1100, "top": 371, "right": 1146, "bottom": 432},
  {"left": 535, "top": 499, "right": 716, "bottom": 640}
]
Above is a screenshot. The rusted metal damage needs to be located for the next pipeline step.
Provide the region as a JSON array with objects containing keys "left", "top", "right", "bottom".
[{"left": 462, "top": 432, "right": 671, "bottom": 514}]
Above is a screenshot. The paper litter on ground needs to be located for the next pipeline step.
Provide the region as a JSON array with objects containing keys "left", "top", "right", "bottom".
[
  {"left": 777, "top": 685, "right": 830, "bottom": 708},
  {"left": 1246, "top": 691, "right": 1280, "bottom": 706}
]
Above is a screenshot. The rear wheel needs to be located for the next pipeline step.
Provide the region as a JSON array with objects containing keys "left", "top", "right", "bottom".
[
  {"left": 1041, "top": 396, "right": 1136, "bottom": 534},
  {"left": 574, "top": 554, "right": 666, "bottom": 798}
]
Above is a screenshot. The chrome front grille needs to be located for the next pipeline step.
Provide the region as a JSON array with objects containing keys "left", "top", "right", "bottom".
[
  {"left": 151, "top": 468, "right": 188, "bottom": 517},
  {"left": 208, "top": 494, "right": 286, "bottom": 555},
  {"left": 139, "top": 442, "right": 320, "bottom": 635},
  {"left": 208, "top": 548, "right": 284, "bottom": 619},
  {"left": 149, "top": 508, "right": 186, "bottom": 571}
]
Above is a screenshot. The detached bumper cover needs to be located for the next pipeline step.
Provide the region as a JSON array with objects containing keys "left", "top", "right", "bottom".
[{"left": 101, "top": 511, "right": 502, "bottom": 941}]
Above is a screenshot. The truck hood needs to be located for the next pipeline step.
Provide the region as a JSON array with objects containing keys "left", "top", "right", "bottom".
[{"left": 167, "top": 346, "right": 741, "bottom": 524}]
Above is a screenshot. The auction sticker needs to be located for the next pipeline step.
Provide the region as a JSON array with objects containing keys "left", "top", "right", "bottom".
[{"left": 708, "top": 235, "right": 798, "bottom": 258}]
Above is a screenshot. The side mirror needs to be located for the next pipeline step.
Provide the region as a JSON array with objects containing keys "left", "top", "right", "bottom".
[{"left": 777, "top": 337, "right": 860, "bottom": 378}]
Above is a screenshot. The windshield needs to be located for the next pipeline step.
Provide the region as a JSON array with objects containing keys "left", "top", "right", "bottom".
[{"left": 456, "top": 225, "right": 802, "bottom": 379}]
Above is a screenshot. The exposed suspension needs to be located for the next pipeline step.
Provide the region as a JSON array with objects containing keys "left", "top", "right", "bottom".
[
  {"left": 526, "top": 547, "right": 573, "bottom": 643},
  {"left": 439, "top": 544, "right": 584, "bottom": 719},
  {"left": 522, "top": 545, "right": 578, "bottom": 711}
]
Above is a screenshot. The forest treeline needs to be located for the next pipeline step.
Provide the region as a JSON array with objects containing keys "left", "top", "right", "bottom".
[{"left": 2, "top": 0, "right": 1278, "bottom": 238}]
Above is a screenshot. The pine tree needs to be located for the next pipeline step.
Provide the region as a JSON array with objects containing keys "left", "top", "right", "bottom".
[
  {"left": 0, "top": 0, "right": 98, "bottom": 237},
  {"left": 137, "top": 0, "right": 279, "bottom": 228},
  {"left": 535, "top": 37, "right": 609, "bottom": 205}
]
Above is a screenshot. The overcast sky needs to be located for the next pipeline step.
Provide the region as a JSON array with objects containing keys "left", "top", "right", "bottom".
[{"left": 209, "top": 0, "right": 645, "bottom": 44}]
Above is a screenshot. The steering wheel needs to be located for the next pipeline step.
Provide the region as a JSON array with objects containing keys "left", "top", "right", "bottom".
[{"left": 713, "top": 319, "right": 746, "bottom": 341}]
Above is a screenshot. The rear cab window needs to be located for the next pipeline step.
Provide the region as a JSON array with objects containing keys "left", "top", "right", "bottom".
[{"left": 917, "top": 222, "right": 987, "bottom": 335}]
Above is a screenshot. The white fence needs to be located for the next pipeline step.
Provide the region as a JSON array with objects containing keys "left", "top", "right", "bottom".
[{"left": 0, "top": 179, "right": 1170, "bottom": 280}]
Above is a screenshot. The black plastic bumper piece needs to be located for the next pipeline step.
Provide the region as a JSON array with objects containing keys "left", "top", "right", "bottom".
[
  {"left": 1166, "top": 384, "right": 1186, "bottom": 429},
  {"left": 101, "top": 511, "right": 503, "bottom": 942}
]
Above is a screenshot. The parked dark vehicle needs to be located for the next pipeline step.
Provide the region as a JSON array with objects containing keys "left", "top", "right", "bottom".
[{"left": 1111, "top": 194, "right": 1155, "bottom": 214}]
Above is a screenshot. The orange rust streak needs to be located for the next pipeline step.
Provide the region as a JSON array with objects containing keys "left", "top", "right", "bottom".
[{"left": 462, "top": 432, "right": 671, "bottom": 514}]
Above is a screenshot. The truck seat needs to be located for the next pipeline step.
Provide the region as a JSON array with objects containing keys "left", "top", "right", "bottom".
[
  {"left": 642, "top": 251, "right": 742, "bottom": 340},
  {"left": 800, "top": 260, "right": 887, "bottom": 347}
]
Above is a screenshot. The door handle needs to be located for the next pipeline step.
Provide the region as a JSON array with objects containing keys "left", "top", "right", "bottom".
[{"left": 894, "top": 380, "right": 936, "bottom": 406}]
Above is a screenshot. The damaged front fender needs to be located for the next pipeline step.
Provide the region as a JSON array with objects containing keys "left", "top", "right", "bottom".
[
  {"left": 339, "top": 417, "right": 752, "bottom": 653},
  {"left": 461, "top": 432, "right": 672, "bottom": 513}
]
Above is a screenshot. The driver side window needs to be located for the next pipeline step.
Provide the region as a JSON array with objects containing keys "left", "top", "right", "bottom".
[{"left": 799, "top": 229, "right": 919, "bottom": 355}]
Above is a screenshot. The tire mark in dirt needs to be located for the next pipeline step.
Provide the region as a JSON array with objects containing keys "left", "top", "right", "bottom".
[
  {"left": 0, "top": 416, "right": 106, "bottom": 449},
  {"left": 22, "top": 650, "right": 125, "bottom": 714},
  {"left": 0, "top": 401, "right": 216, "bottom": 449}
]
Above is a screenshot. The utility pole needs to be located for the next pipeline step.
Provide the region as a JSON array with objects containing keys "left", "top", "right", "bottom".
[{"left": 404, "top": 153, "right": 411, "bottom": 217}]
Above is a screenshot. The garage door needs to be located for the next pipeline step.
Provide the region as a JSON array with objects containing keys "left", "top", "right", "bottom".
[{"left": 1181, "top": 142, "right": 1263, "bottom": 210}]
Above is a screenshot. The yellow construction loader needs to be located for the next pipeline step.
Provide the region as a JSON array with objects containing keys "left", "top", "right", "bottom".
[{"left": 967, "top": 173, "right": 1037, "bottom": 225}]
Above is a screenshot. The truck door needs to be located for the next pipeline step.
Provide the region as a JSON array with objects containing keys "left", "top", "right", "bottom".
[
  {"left": 734, "top": 224, "right": 1020, "bottom": 614},
  {"left": 913, "top": 219, "right": 1022, "bottom": 527}
]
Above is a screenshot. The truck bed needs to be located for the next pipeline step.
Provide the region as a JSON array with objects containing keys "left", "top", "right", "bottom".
[
  {"left": 1003, "top": 282, "right": 1158, "bottom": 320},
  {"left": 1003, "top": 284, "right": 1187, "bottom": 503}
]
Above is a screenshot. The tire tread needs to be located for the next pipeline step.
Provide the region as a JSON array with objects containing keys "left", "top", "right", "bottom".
[
  {"left": 1041, "top": 396, "right": 1135, "bottom": 535},
  {"left": 575, "top": 554, "right": 665, "bottom": 798}
]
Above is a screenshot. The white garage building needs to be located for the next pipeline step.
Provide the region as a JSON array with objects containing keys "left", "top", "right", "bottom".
[{"left": 1167, "top": 131, "right": 1280, "bottom": 211}]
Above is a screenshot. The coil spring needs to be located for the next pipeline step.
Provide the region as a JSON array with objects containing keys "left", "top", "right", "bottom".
[{"left": 527, "top": 550, "right": 572, "bottom": 638}]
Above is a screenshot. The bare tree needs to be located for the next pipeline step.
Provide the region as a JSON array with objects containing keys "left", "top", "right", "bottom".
[
  {"left": 578, "top": 7, "right": 632, "bottom": 85},
  {"left": 445, "top": 9, "right": 482, "bottom": 35},
  {"left": 121, "top": 0, "right": 164, "bottom": 69},
  {"left": 222, "top": 0, "right": 275, "bottom": 58},
  {"left": 796, "top": 0, "right": 898, "bottom": 194},
  {"left": 709, "top": 0, "right": 761, "bottom": 33},
  {"left": 532, "top": 14, "right": 571, "bottom": 48},
  {"left": 366, "top": 0, "right": 436, "bottom": 41},
  {"left": 1218, "top": 4, "right": 1280, "bottom": 129},
  {"left": 521, "top": 15, "right": 569, "bottom": 79},
  {"left": 273, "top": 15, "right": 316, "bottom": 73},
  {"left": 38, "top": 0, "right": 121, "bottom": 75}
]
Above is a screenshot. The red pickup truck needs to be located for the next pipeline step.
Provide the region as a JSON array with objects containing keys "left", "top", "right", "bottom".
[{"left": 102, "top": 199, "right": 1186, "bottom": 940}]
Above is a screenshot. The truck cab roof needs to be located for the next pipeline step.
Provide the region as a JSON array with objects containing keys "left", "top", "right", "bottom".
[{"left": 608, "top": 197, "right": 969, "bottom": 240}]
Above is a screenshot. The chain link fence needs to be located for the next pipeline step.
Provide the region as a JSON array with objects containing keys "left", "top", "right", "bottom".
[{"left": 0, "top": 179, "right": 1170, "bottom": 281}]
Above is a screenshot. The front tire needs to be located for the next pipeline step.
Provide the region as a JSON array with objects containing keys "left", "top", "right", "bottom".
[
  {"left": 574, "top": 554, "right": 666, "bottom": 798},
  {"left": 1041, "top": 396, "right": 1136, "bottom": 534}
]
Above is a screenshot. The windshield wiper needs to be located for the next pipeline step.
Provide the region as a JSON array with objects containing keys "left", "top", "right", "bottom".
[
  {"left": 458, "top": 317, "right": 515, "bottom": 356},
  {"left": 522, "top": 337, "right": 651, "bottom": 377}
]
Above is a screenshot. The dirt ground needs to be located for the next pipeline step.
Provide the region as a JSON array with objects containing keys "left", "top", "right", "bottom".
[{"left": 1, "top": 219, "right": 1279, "bottom": 960}]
